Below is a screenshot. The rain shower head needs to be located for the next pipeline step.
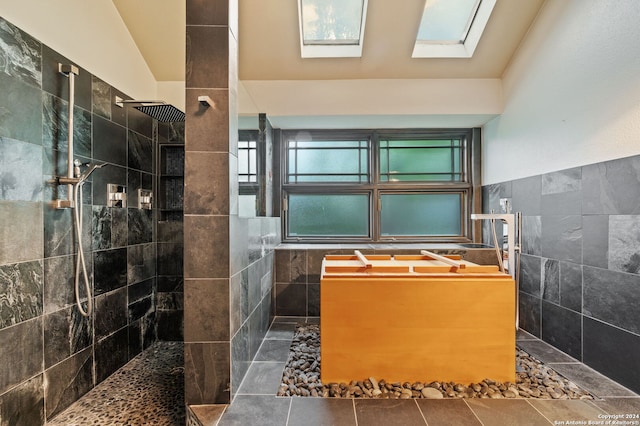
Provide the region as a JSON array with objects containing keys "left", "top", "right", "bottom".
[
  {"left": 115, "top": 96, "right": 185, "bottom": 122},
  {"left": 133, "top": 104, "right": 185, "bottom": 122}
]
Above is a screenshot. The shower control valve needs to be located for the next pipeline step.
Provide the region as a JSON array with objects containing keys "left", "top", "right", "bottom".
[{"left": 107, "top": 184, "right": 127, "bottom": 208}]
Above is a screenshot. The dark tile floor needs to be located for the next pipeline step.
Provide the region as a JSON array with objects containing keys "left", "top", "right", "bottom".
[
  {"left": 191, "top": 316, "right": 640, "bottom": 426},
  {"left": 46, "top": 319, "right": 640, "bottom": 426}
]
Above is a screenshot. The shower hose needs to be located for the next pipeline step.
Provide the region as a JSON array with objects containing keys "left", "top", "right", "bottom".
[{"left": 73, "top": 181, "right": 92, "bottom": 317}]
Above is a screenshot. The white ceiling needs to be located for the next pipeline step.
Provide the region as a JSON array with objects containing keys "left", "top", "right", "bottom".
[{"left": 113, "top": 0, "right": 545, "bottom": 128}]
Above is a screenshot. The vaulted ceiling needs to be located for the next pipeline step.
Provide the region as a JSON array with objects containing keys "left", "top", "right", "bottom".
[{"left": 113, "top": 0, "right": 546, "bottom": 127}]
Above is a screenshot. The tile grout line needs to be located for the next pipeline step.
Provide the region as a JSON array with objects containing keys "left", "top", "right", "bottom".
[
  {"left": 524, "top": 399, "right": 555, "bottom": 425},
  {"left": 413, "top": 398, "right": 429, "bottom": 425},
  {"left": 463, "top": 399, "right": 486, "bottom": 426},
  {"left": 352, "top": 399, "right": 359, "bottom": 426},
  {"left": 284, "top": 396, "right": 293, "bottom": 426}
]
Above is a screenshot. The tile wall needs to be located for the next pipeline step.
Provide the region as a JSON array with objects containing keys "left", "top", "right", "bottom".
[
  {"left": 0, "top": 16, "right": 181, "bottom": 424},
  {"left": 483, "top": 154, "right": 640, "bottom": 394},
  {"left": 183, "top": 0, "right": 281, "bottom": 406}
]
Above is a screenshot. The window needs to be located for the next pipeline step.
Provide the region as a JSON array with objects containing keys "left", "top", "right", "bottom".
[
  {"left": 238, "top": 130, "right": 259, "bottom": 216},
  {"left": 298, "top": 0, "right": 369, "bottom": 58},
  {"left": 281, "top": 129, "right": 479, "bottom": 242},
  {"left": 412, "top": 0, "right": 496, "bottom": 58}
]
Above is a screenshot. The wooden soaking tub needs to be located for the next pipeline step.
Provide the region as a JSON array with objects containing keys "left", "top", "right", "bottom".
[{"left": 320, "top": 251, "right": 516, "bottom": 384}]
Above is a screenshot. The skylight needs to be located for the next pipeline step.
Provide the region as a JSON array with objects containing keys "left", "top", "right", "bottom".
[
  {"left": 298, "top": 0, "right": 368, "bottom": 58},
  {"left": 412, "top": 0, "right": 496, "bottom": 58}
]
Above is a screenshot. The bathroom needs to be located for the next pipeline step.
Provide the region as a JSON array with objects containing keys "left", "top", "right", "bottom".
[{"left": 1, "top": 0, "right": 640, "bottom": 425}]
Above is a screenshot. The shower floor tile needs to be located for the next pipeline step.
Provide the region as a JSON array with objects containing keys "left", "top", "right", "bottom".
[{"left": 48, "top": 341, "right": 184, "bottom": 426}]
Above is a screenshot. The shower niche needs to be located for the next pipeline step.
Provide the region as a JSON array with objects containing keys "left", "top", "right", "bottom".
[{"left": 159, "top": 145, "right": 185, "bottom": 221}]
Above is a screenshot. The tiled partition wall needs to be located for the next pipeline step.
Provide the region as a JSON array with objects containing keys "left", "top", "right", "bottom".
[
  {"left": 184, "top": 0, "right": 280, "bottom": 406},
  {"left": 483, "top": 154, "right": 640, "bottom": 394},
  {"left": 0, "top": 16, "right": 166, "bottom": 424}
]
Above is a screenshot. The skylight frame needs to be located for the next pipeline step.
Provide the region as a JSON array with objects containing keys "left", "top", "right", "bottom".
[
  {"left": 298, "top": 0, "right": 369, "bottom": 58},
  {"left": 412, "top": 0, "right": 496, "bottom": 58}
]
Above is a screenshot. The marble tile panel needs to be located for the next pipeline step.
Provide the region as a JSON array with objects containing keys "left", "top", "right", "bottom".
[
  {"left": 110, "top": 88, "right": 127, "bottom": 127},
  {"left": 519, "top": 254, "right": 542, "bottom": 297},
  {"left": 519, "top": 291, "right": 541, "bottom": 338},
  {"left": 0, "top": 201, "right": 43, "bottom": 265},
  {"left": 0, "top": 317, "right": 43, "bottom": 394},
  {"left": 127, "top": 169, "right": 141, "bottom": 208},
  {"left": 264, "top": 321, "right": 296, "bottom": 340},
  {"left": 44, "top": 346, "right": 93, "bottom": 420},
  {"left": 541, "top": 167, "right": 581, "bottom": 195},
  {"left": 128, "top": 295, "right": 153, "bottom": 323},
  {"left": 248, "top": 304, "right": 263, "bottom": 361},
  {"left": 156, "top": 310, "right": 183, "bottom": 341},
  {"left": 127, "top": 243, "right": 155, "bottom": 285},
  {"left": 126, "top": 106, "right": 153, "bottom": 139},
  {"left": 93, "top": 247, "right": 127, "bottom": 295},
  {"left": 184, "top": 342, "right": 231, "bottom": 405},
  {"left": 219, "top": 395, "right": 289, "bottom": 426},
  {"left": 186, "top": 0, "right": 228, "bottom": 25},
  {"left": 551, "top": 361, "right": 638, "bottom": 398},
  {"left": 93, "top": 114, "right": 127, "bottom": 167},
  {"left": 229, "top": 215, "right": 249, "bottom": 276},
  {"left": 92, "top": 205, "right": 111, "bottom": 250},
  {"left": 527, "top": 400, "right": 605, "bottom": 424},
  {"left": 288, "top": 398, "right": 357, "bottom": 426},
  {"left": 156, "top": 291, "right": 183, "bottom": 311},
  {"left": 583, "top": 317, "right": 640, "bottom": 395},
  {"left": 184, "top": 152, "right": 229, "bottom": 215},
  {"left": 229, "top": 271, "right": 244, "bottom": 336},
  {"left": 516, "top": 338, "right": 578, "bottom": 363},
  {"left": 157, "top": 275, "right": 184, "bottom": 292},
  {"left": 185, "top": 26, "right": 229, "bottom": 89},
  {"left": 308, "top": 283, "right": 320, "bottom": 317},
  {"left": 541, "top": 215, "right": 582, "bottom": 263},
  {"left": 43, "top": 204, "right": 74, "bottom": 259},
  {"left": 0, "top": 259, "right": 43, "bottom": 328},
  {"left": 467, "top": 399, "right": 552, "bottom": 426},
  {"left": 0, "top": 17, "right": 42, "bottom": 86},
  {"left": 91, "top": 76, "right": 111, "bottom": 120},
  {"left": 609, "top": 215, "right": 640, "bottom": 274},
  {"left": 260, "top": 294, "right": 272, "bottom": 337},
  {"left": 94, "top": 287, "right": 127, "bottom": 340},
  {"left": 512, "top": 175, "right": 541, "bottom": 215},
  {"left": 141, "top": 311, "right": 157, "bottom": 348},
  {"left": 541, "top": 258, "right": 560, "bottom": 303},
  {"left": 41, "top": 45, "right": 92, "bottom": 110},
  {"left": 275, "top": 283, "right": 307, "bottom": 317},
  {"left": 582, "top": 214, "right": 609, "bottom": 268},
  {"left": 231, "top": 321, "right": 250, "bottom": 396},
  {"left": 128, "top": 130, "right": 153, "bottom": 173},
  {"left": 254, "top": 338, "right": 290, "bottom": 362},
  {"left": 158, "top": 221, "right": 183, "bottom": 244},
  {"left": 248, "top": 263, "right": 262, "bottom": 314},
  {"left": 0, "top": 71, "right": 43, "bottom": 145},
  {"left": 583, "top": 265, "right": 640, "bottom": 335},
  {"left": 583, "top": 156, "right": 640, "bottom": 215},
  {"left": 157, "top": 242, "right": 184, "bottom": 276},
  {"left": 184, "top": 278, "right": 229, "bottom": 342},
  {"left": 417, "top": 399, "right": 481, "bottom": 426},
  {"left": 354, "top": 399, "right": 426, "bottom": 426},
  {"left": 44, "top": 305, "right": 92, "bottom": 367},
  {"left": 95, "top": 327, "right": 129, "bottom": 385},
  {"left": 559, "top": 261, "right": 583, "bottom": 313},
  {"left": 128, "top": 318, "right": 143, "bottom": 357},
  {"left": 43, "top": 255, "right": 74, "bottom": 314},
  {"left": 184, "top": 88, "right": 229, "bottom": 152},
  {"left": 111, "top": 207, "right": 128, "bottom": 247},
  {"left": 127, "top": 278, "right": 154, "bottom": 303},
  {"left": 542, "top": 301, "right": 582, "bottom": 360},
  {"left": 0, "top": 137, "right": 43, "bottom": 201},
  {"left": 290, "top": 249, "right": 307, "bottom": 284},
  {"left": 0, "top": 374, "right": 44, "bottom": 426},
  {"left": 183, "top": 215, "right": 229, "bottom": 278},
  {"left": 541, "top": 189, "right": 582, "bottom": 216},
  {"left": 274, "top": 249, "right": 291, "bottom": 283},
  {"left": 42, "top": 94, "right": 92, "bottom": 158},
  {"left": 236, "top": 362, "right": 286, "bottom": 396},
  {"left": 127, "top": 208, "right": 153, "bottom": 245}
]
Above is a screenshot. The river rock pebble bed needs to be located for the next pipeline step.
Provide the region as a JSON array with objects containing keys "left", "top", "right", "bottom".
[{"left": 277, "top": 324, "right": 594, "bottom": 400}]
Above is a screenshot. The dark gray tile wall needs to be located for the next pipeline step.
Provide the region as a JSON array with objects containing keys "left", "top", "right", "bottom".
[
  {"left": 484, "top": 153, "right": 640, "bottom": 394},
  {"left": 0, "top": 16, "right": 183, "bottom": 424}
]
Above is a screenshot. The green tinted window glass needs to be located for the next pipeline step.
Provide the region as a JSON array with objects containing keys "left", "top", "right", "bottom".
[
  {"left": 288, "top": 140, "right": 368, "bottom": 182},
  {"left": 379, "top": 139, "right": 462, "bottom": 182},
  {"left": 288, "top": 194, "right": 369, "bottom": 236},
  {"left": 380, "top": 193, "right": 461, "bottom": 236}
]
